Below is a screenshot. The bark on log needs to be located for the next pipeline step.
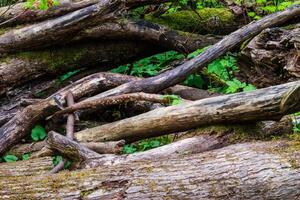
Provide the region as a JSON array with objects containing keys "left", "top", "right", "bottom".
[
  {"left": 75, "top": 80, "right": 300, "bottom": 143},
  {"left": 0, "top": 157, "right": 53, "bottom": 177},
  {"left": 238, "top": 25, "right": 300, "bottom": 88},
  {"left": 0, "top": 20, "right": 220, "bottom": 94},
  {"left": 0, "top": 72, "right": 213, "bottom": 155},
  {"left": 0, "top": 0, "right": 99, "bottom": 27},
  {"left": 0, "top": 41, "right": 160, "bottom": 95},
  {"left": 86, "top": 6, "right": 300, "bottom": 100},
  {"left": 0, "top": 0, "right": 172, "bottom": 53},
  {"left": 2, "top": 141, "right": 300, "bottom": 199},
  {"left": 53, "top": 92, "right": 170, "bottom": 117},
  {"left": 47, "top": 131, "right": 230, "bottom": 168}
]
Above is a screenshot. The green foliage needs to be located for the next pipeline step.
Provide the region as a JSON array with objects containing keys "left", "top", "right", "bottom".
[
  {"left": 0, "top": 0, "right": 18, "bottom": 7},
  {"left": 58, "top": 69, "right": 83, "bottom": 82},
  {"left": 3, "top": 154, "right": 18, "bottom": 162},
  {"left": 22, "top": 153, "right": 31, "bottom": 160},
  {"left": 25, "top": 0, "right": 59, "bottom": 10},
  {"left": 123, "top": 136, "right": 173, "bottom": 154},
  {"left": 293, "top": 112, "right": 300, "bottom": 133},
  {"left": 163, "top": 95, "right": 183, "bottom": 105},
  {"left": 52, "top": 155, "right": 72, "bottom": 169},
  {"left": 31, "top": 125, "right": 47, "bottom": 141},
  {"left": 111, "top": 51, "right": 184, "bottom": 77}
]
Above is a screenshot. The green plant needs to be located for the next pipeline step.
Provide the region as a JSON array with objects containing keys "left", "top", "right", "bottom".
[
  {"left": 163, "top": 95, "right": 183, "bottom": 105},
  {"left": 31, "top": 125, "right": 47, "bottom": 141},
  {"left": 3, "top": 154, "right": 18, "bottom": 162},
  {"left": 58, "top": 69, "right": 83, "bottom": 82},
  {"left": 52, "top": 155, "right": 72, "bottom": 169},
  {"left": 25, "top": 0, "right": 59, "bottom": 10},
  {"left": 111, "top": 51, "right": 184, "bottom": 77},
  {"left": 22, "top": 153, "right": 31, "bottom": 160},
  {"left": 123, "top": 135, "right": 173, "bottom": 154},
  {"left": 293, "top": 112, "right": 300, "bottom": 133}
]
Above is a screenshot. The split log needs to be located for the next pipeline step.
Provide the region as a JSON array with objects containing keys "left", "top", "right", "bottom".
[
  {"left": 0, "top": 0, "right": 172, "bottom": 53},
  {"left": 75, "top": 81, "right": 300, "bottom": 143},
  {"left": 238, "top": 25, "right": 300, "bottom": 88},
  {"left": 0, "top": 72, "right": 213, "bottom": 155},
  {"left": 86, "top": 6, "right": 300, "bottom": 100},
  {"left": 2, "top": 140, "right": 300, "bottom": 199}
]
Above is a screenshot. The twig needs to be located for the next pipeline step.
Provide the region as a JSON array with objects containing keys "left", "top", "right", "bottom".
[
  {"left": 53, "top": 92, "right": 169, "bottom": 117},
  {"left": 50, "top": 91, "right": 75, "bottom": 174}
]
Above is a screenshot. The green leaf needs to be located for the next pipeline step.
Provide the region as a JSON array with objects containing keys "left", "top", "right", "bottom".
[
  {"left": 3, "top": 154, "right": 18, "bottom": 162},
  {"left": 243, "top": 84, "right": 256, "bottom": 92},
  {"left": 31, "top": 125, "right": 47, "bottom": 141},
  {"left": 52, "top": 155, "right": 63, "bottom": 166},
  {"left": 22, "top": 153, "right": 31, "bottom": 160},
  {"left": 163, "top": 95, "right": 183, "bottom": 105},
  {"left": 123, "top": 145, "right": 137, "bottom": 154}
]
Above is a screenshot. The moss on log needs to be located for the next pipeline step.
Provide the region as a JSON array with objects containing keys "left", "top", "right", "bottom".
[{"left": 145, "top": 8, "right": 239, "bottom": 34}]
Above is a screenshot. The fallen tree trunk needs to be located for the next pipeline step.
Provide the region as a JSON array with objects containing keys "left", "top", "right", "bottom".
[
  {"left": 0, "top": 157, "right": 53, "bottom": 177},
  {"left": 86, "top": 6, "right": 300, "bottom": 100},
  {"left": 238, "top": 25, "right": 300, "bottom": 88},
  {"left": 74, "top": 81, "right": 300, "bottom": 143},
  {"left": 2, "top": 140, "right": 300, "bottom": 199},
  {"left": 0, "top": 41, "right": 160, "bottom": 95}
]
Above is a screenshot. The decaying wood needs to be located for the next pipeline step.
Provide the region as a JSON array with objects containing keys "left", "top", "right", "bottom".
[
  {"left": 2, "top": 141, "right": 300, "bottom": 199},
  {"left": 0, "top": 0, "right": 172, "bottom": 53},
  {"left": 0, "top": 20, "right": 220, "bottom": 94},
  {"left": 53, "top": 92, "right": 169, "bottom": 117},
  {"left": 0, "top": 41, "right": 159, "bottom": 94},
  {"left": 85, "top": 6, "right": 300, "bottom": 100},
  {"left": 0, "top": 157, "right": 53, "bottom": 177},
  {"left": 0, "top": 0, "right": 99, "bottom": 27},
  {"left": 0, "top": 72, "right": 132, "bottom": 155},
  {"left": 50, "top": 91, "right": 76, "bottom": 174},
  {"left": 75, "top": 81, "right": 300, "bottom": 143},
  {"left": 0, "top": 72, "right": 210, "bottom": 155},
  {"left": 239, "top": 25, "right": 300, "bottom": 88},
  {"left": 47, "top": 131, "right": 230, "bottom": 168}
]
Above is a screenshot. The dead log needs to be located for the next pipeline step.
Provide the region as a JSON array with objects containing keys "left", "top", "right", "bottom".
[
  {"left": 86, "top": 6, "right": 300, "bottom": 99},
  {"left": 0, "top": 0, "right": 99, "bottom": 27},
  {"left": 0, "top": 0, "right": 172, "bottom": 53},
  {"left": 75, "top": 81, "right": 300, "bottom": 143},
  {"left": 0, "top": 157, "right": 53, "bottom": 177},
  {"left": 0, "top": 41, "right": 160, "bottom": 95},
  {"left": 238, "top": 25, "right": 300, "bottom": 88},
  {"left": 0, "top": 72, "right": 213, "bottom": 155},
  {"left": 47, "top": 131, "right": 230, "bottom": 168},
  {"left": 53, "top": 92, "right": 170, "bottom": 117},
  {"left": 0, "top": 20, "right": 220, "bottom": 94},
  {"left": 2, "top": 140, "right": 300, "bottom": 199}
]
